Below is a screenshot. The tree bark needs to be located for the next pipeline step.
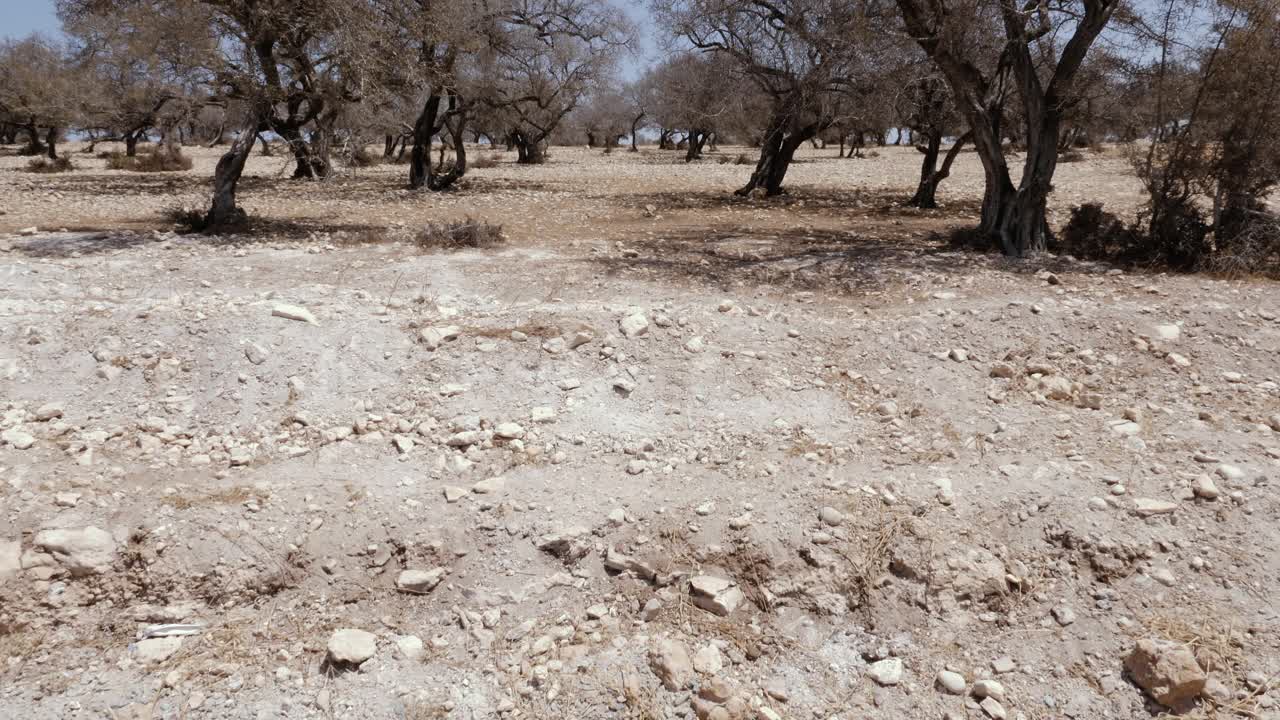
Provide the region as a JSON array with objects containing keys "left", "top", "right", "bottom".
[
  {"left": 205, "top": 124, "right": 257, "bottom": 230},
  {"left": 279, "top": 125, "right": 321, "bottom": 179},
  {"left": 909, "top": 130, "right": 970, "bottom": 209},
  {"left": 125, "top": 132, "right": 139, "bottom": 157},
  {"left": 629, "top": 112, "right": 644, "bottom": 152},
  {"left": 409, "top": 94, "right": 443, "bottom": 189},
  {"left": 736, "top": 113, "right": 817, "bottom": 196},
  {"left": 384, "top": 134, "right": 395, "bottom": 158},
  {"left": 45, "top": 127, "right": 58, "bottom": 160},
  {"left": 685, "top": 129, "right": 709, "bottom": 162}
]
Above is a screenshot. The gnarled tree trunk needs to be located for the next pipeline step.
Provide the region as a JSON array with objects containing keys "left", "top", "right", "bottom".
[
  {"left": 735, "top": 112, "right": 818, "bottom": 197},
  {"left": 205, "top": 122, "right": 258, "bottom": 230},
  {"left": 44, "top": 127, "right": 58, "bottom": 160}
]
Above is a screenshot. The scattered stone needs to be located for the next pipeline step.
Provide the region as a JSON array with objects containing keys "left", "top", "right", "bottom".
[
  {"left": 693, "top": 645, "right": 724, "bottom": 675},
  {"left": 1133, "top": 498, "right": 1178, "bottom": 517},
  {"left": 972, "top": 679, "right": 1005, "bottom": 702},
  {"left": 396, "top": 568, "right": 446, "bottom": 593},
  {"left": 818, "top": 506, "right": 844, "bottom": 526},
  {"left": 2, "top": 427, "right": 35, "bottom": 450},
  {"left": 244, "top": 343, "right": 269, "bottom": 365},
  {"left": 1215, "top": 464, "right": 1245, "bottom": 481},
  {"left": 1192, "top": 475, "right": 1219, "bottom": 500},
  {"left": 1052, "top": 606, "right": 1077, "bottom": 626},
  {"left": 937, "top": 670, "right": 966, "bottom": 694},
  {"left": 134, "top": 637, "right": 182, "bottom": 664},
  {"left": 443, "top": 486, "right": 467, "bottom": 503},
  {"left": 684, "top": 336, "right": 706, "bottom": 353},
  {"left": 271, "top": 303, "right": 317, "bottom": 324},
  {"left": 1166, "top": 352, "right": 1191, "bottom": 368},
  {"left": 689, "top": 576, "right": 745, "bottom": 616},
  {"left": 34, "top": 403, "right": 63, "bottom": 421},
  {"left": 420, "top": 325, "right": 462, "bottom": 350},
  {"left": 991, "top": 657, "right": 1015, "bottom": 675},
  {"left": 494, "top": 422, "right": 525, "bottom": 439},
  {"left": 989, "top": 363, "right": 1016, "bottom": 379},
  {"left": 567, "top": 330, "right": 595, "bottom": 349},
  {"left": 394, "top": 635, "right": 425, "bottom": 660},
  {"left": 980, "top": 697, "right": 1007, "bottom": 719},
  {"left": 649, "top": 638, "right": 694, "bottom": 691},
  {"left": 1154, "top": 324, "right": 1181, "bottom": 341},
  {"left": 1125, "top": 638, "right": 1207, "bottom": 709},
  {"left": 531, "top": 406, "right": 556, "bottom": 423},
  {"left": 472, "top": 477, "right": 505, "bottom": 494},
  {"left": 586, "top": 604, "right": 609, "bottom": 620},
  {"left": 1038, "top": 376, "right": 1074, "bottom": 401},
  {"left": 619, "top": 313, "right": 650, "bottom": 338},
  {"left": 54, "top": 492, "right": 80, "bottom": 507},
  {"left": 873, "top": 400, "right": 898, "bottom": 417},
  {"left": 1151, "top": 567, "right": 1176, "bottom": 586},
  {"left": 868, "top": 658, "right": 903, "bottom": 686},
  {"left": 326, "top": 629, "right": 377, "bottom": 667}
]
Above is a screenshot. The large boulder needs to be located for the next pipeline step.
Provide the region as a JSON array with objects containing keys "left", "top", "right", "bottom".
[
  {"left": 33, "top": 526, "right": 117, "bottom": 576},
  {"left": 1125, "top": 638, "right": 1206, "bottom": 709}
]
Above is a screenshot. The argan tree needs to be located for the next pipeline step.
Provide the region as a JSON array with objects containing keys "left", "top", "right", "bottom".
[
  {"left": 895, "top": 0, "right": 1123, "bottom": 256},
  {"left": 0, "top": 35, "right": 79, "bottom": 158},
  {"left": 654, "top": 0, "right": 890, "bottom": 196}
]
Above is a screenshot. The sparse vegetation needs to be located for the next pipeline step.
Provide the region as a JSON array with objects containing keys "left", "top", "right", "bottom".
[
  {"left": 414, "top": 218, "right": 505, "bottom": 250},
  {"left": 104, "top": 146, "right": 193, "bottom": 172},
  {"left": 25, "top": 156, "right": 75, "bottom": 173}
]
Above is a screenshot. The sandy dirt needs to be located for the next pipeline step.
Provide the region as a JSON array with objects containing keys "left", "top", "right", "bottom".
[{"left": 0, "top": 142, "right": 1278, "bottom": 720}]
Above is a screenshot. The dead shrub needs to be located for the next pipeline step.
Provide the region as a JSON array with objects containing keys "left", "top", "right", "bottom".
[
  {"left": 1054, "top": 203, "right": 1138, "bottom": 261},
  {"left": 105, "top": 147, "right": 193, "bottom": 172},
  {"left": 1059, "top": 149, "right": 1086, "bottom": 163},
  {"left": 734, "top": 152, "right": 752, "bottom": 165},
  {"left": 26, "top": 156, "right": 74, "bottom": 173},
  {"left": 1208, "top": 212, "right": 1280, "bottom": 278},
  {"left": 163, "top": 205, "right": 209, "bottom": 233},
  {"left": 348, "top": 144, "right": 379, "bottom": 167},
  {"left": 470, "top": 153, "right": 499, "bottom": 169},
  {"left": 415, "top": 218, "right": 505, "bottom": 250}
]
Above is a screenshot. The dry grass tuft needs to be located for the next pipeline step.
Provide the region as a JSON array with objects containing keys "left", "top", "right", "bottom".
[
  {"left": 470, "top": 153, "right": 500, "bottom": 169},
  {"left": 1138, "top": 611, "right": 1272, "bottom": 719},
  {"left": 161, "top": 485, "right": 266, "bottom": 510},
  {"left": 834, "top": 495, "right": 911, "bottom": 611},
  {"left": 415, "top": 218, "right": 505, "bottom": 250},
  {"left": 26, "top": 156, "right": 74, "bottom": 173}
]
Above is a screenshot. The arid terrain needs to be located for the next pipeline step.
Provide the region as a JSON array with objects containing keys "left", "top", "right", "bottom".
[{"left": 1, "top": 142, "right": 1278, "bottom": 720}]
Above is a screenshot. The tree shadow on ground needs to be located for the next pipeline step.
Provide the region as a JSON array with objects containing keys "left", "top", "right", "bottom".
[
  {"left": 12, "top": 219, "right": 398, "bottom": 258},
  {"left": 583, "top": 225, "right": 1118, "bottom": 297},
  {"left": 581, "top": 227, "right": 977, "bottom": 296},
  {"left": 620, "top": 187, "right": 984, "bottom": 219}
]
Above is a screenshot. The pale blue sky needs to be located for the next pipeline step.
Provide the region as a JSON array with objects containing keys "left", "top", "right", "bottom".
[{"left": 2, "top": 0, "right": 60, "bottom": 40}]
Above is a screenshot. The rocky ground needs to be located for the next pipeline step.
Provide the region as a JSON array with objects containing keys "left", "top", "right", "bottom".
[{"left": 1, "top": 143, "right": 1278, "bottom": 720}]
